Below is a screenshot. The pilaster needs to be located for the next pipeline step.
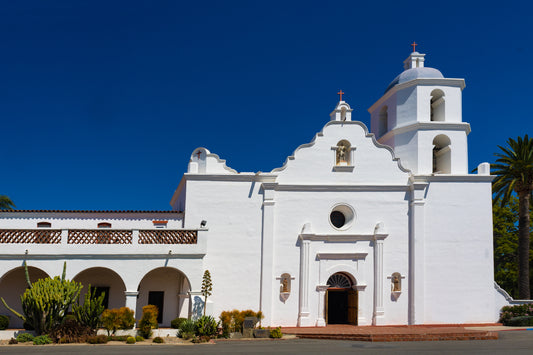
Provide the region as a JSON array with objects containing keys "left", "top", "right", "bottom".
[
  {"left": 315, "top": 285, "right": 329, "bottom": 326},
  {"left": 408, "top": 179, "right": 428, "bottom": 324},
  {"left": 298, "top": 238, "right": 312, "bottom": 326},
  {"left": 260, "top": 183, "right": 276, "bottom": 326}
]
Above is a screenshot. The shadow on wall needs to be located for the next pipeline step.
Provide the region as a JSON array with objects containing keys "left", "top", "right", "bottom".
[{"left": 192, "top": 296, "right": 204, "bottom": 319}]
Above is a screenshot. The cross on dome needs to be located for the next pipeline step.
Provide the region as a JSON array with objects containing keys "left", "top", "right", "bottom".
[
  {"left": 411, "top": 41, "right": 418, "bottom": 52},
  {"left": 337, "top": 90, "right": 345, "bottom": 102}
]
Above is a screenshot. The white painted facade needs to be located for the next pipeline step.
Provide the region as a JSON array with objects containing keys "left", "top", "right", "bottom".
[{"left": 1, "top": 51, "right": 510, "bottom": 328}]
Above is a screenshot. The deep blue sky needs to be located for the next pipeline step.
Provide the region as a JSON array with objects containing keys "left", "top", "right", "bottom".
[{"left": 1, "top": 1, "right": 532, "bottom": 210}]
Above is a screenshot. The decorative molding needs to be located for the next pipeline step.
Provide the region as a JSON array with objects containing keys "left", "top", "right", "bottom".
[
  {"left": 300, "top": 233, "right": 388, "bottom": 242},
  {"left": 184, "top": 173, "right": 277, "bottom": 182},
  {"left": 368, "top": 77, "right": 466, "bottom": 112},
  {"left": 379, "top": 122, "right": 471, "bottom": 143},
  {"left": 332, "top": 166, "right": 355, "bottom": 172},
  {"left": 276, "top": 184, "right": 408, "bottom": 192},
  {"left": 354, "top": 284, "right": 367, "bottom": 291},
  {"left": 124, "top": 291, "right": 139, "bottom": 296},
  {"left": 0, "top": 253, "right": 206, "bottom": 260},
  {"left": 316, "top": 253, "right": 367, "bottom": 260}
]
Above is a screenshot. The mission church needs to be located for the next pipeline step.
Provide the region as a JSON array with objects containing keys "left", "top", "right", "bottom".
[{"left": 0, "top": 49, "right": 513, "bottom": 328}]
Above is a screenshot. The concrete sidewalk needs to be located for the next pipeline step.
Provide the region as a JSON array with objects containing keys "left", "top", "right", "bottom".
[{"left": 282, "top": 324, "right": 504, "bottom": 342}]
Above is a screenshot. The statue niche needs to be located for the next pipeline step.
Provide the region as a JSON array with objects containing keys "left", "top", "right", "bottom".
[{"left": 335, "top": 140, "right": 351, "bottom": 166}]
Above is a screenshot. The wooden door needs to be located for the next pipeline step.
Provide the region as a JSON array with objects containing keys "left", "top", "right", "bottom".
[{"left": 347, "top": 288, "right": 357, "bottom": 325}]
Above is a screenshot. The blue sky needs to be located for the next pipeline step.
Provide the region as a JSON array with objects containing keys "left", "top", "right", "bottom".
[{"left": 1, "top": 1, "right": 532, "bottom": 210}]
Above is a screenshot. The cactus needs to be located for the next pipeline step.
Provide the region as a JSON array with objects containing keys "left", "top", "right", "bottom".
[
  {"left": 73, "top": 285, "right": 105, "bottom": 332},
  {"left": 0, "top": 262, "right": 82, "bottom": 335}
]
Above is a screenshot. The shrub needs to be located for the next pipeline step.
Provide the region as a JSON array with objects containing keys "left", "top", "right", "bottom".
[
  {"left": 0, "top": 314, "right": 9, "bottom": 330},
  {"left": 196, "top": 315, "right": 218, "bottom": 337},
  {"left": 499, "top": 304, "right": 533, "bottom": 325},
  {"left": 9, "top": 338, "right": 18, "bottom": 344},
  {"left": 135, "top": 335, "right": 144, "bottom": 342},
  {"left": 153, "top": 336, "right": 164, "bottom": 343},
  {"left": 506, "top": 315, "right": 533, "bottom": 326},
  {"left": 73, "top": 285, "right": 105, "bottom": 332},
  {"left": 16, "top": 332, "right": 34, "bottom": 342},
  {"left": 219, "top": 309, "right": 264, "bottom": 335},
  {"left": 138, "top": 305, "right": 159, "bottom": 338},
  {"left": 0, "top": 262, "right": 82, "bottom": 335},
  {"left": 101, "top": 307, "right": 135, "bottom": 335},
  {"left": 33, "top": 334, "right": 52, "bottom": 345},
  {"left": 192, "top": 335, "right": 211, "bottom": 343},
  {"left": 108, "top": 335, "right": 129, "bottom": 341},
  {"left": 178, "top": 318, "right": 196, "bottom": 338},
  {"left": 171, "top": 317, "right": 187, "bottom": 329},
  {"left": 48, "top": 317, "right": 92, "bottom": 343},
  {"left": 270, "top": 326, "right": 282, "bottom": 338},
  {"left": 87, "top": 334, "right": 108, "bottom": 344},
  {"left": 126, "top": 336, "right": 136, "bottom": 344}
]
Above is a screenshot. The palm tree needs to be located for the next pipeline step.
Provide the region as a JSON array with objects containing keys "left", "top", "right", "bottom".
[
  {"left": 492, "top": 135, "right": 533, "bottom": 299},
  {"left": 0, "top": 195, "right": 15, "bottom": 210}
]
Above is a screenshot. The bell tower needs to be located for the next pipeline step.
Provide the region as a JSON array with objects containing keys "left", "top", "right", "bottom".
[{"left": 368, "top": 50, "right": 470, "bottom": 175}]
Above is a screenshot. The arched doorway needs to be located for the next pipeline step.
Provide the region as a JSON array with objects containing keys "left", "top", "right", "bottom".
[
  {"left": 73, "top": 268, "right": 126, "bottom": 310},
  {"left": 0, "top": 266, "right": 50, "bottom": 329},
  {"left": 137, "top": 267, "right": 190, "bottom": 327},
  {"left": 326, "top": 273, "right": 357, "bottom": 325}
]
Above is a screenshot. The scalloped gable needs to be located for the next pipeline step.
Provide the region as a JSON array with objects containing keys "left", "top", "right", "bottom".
[
  {"left": 188, "top": 147, "right": 237, "bottom": 174},
  {"left": 272, "top": 121, "right": 410, "bottom": 184}
]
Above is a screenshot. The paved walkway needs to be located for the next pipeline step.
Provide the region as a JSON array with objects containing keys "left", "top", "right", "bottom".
[{"left": 282, "top": 324, "right": 503, "bottom": 341}]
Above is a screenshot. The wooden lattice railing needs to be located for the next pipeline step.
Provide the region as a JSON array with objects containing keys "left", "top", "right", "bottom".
[
  {"left": 0, "top": 229, "right": 62, "bottom": 244},
  {"left": 68, "top": 230, "right": 132, "bottom": 244},
  {"left": 139, "top": 230, "right": 197, "bottom": 244}
]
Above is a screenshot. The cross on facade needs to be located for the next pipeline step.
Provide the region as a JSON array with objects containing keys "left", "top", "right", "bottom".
[
  {"left": 196, "top": 150, "right": 202, "bottom": 159},
  {"left": 411, "top": 41, "right": 418, "bottom": 52},
  {"left": 337, "top": 90, "right": 345, "bottom": 101}
]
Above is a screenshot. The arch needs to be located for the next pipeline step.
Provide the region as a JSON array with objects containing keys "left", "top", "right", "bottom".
[
  {"left": 378, "top": 105, "right": 388, "bottom": 137},
  {"left": 97, "top": 222, "right": 112, "bottom": 228},
  {"left": 37, "top": 222, "right": 51, "bottom": 228},
  {"left": 335, "top": 140, "right": 351, "bottom": 166},
  {"left": 136, "top": 267, "right": 191, "bottom": 326},
  {"left": 430, "top": 89, "right": 445, "bottom": 122},
  {"left": 0, "top": 266, "right": 50, "bottom": 329},
  {"left": 325, "top": 272, "right": 357, "bottom": 325},
  {"left": 73, "top": 267, "right": 127, "bottom": 310},
  {"left": 340, "top": 107, "right": 347, "bottom": 121},
  {"left": 432, "top": 134, "right": 451, "bottom": 174}
]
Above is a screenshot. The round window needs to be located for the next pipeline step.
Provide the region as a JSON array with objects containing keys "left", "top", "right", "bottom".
[
  {"left": 330, "top": 211, "right": 345, "bottom": 228},
  {"left": 329, "top": 204, "right": 355, "bottom": 230}
]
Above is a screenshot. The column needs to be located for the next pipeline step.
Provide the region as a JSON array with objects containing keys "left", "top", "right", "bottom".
[
  {"left": 297, "top": 238, "right": 311, "bottom": 326},
  {"left": 124, "top": 291, "right": 139, "bottom": 328},
  {"left": 372, "top": 238, "right": 384, "bottom": 325},
  {"left": 315, "top": 285, "right": 329, "bottom": 326},
  {"left": 260, "top": 183, "right": 276, "bottom": 326},
  {"left": 409, "top": 181, "right": 427, "bottom": 324}
]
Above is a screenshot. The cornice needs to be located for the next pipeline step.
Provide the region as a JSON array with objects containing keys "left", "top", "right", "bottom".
[
  {"left": 368, "top": 77, "right": 466, "bottom": 112},
  {"left": 379, "top": 122, "right": 471, "bottom": 142}
]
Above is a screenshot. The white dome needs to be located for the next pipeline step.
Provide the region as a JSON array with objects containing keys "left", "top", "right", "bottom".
[{"left": 385, "top": 67, "right": 444, "bottom": 93}]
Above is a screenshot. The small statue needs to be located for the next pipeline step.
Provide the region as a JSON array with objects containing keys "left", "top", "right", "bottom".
[
  {"left": 336, "top": 144, "right": 347, "bottom": 164},
  {"left": 392, "top": 275, "right": 401, "bottom": 291},
  {"left": 281, "top": 278, "right": 289, "bottom": 293}
]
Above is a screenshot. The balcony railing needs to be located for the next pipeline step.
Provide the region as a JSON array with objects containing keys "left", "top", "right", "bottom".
[
  {"left": 0, "top": 229, "right": 198, "bottom": 245},
  {"left": 0, "top": 229, "right": 62, "bottom": 244}
]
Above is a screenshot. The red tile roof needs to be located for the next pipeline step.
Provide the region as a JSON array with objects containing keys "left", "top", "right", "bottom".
[{"left": 0, "top": 210, "right": 182, "bottom": 214}]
